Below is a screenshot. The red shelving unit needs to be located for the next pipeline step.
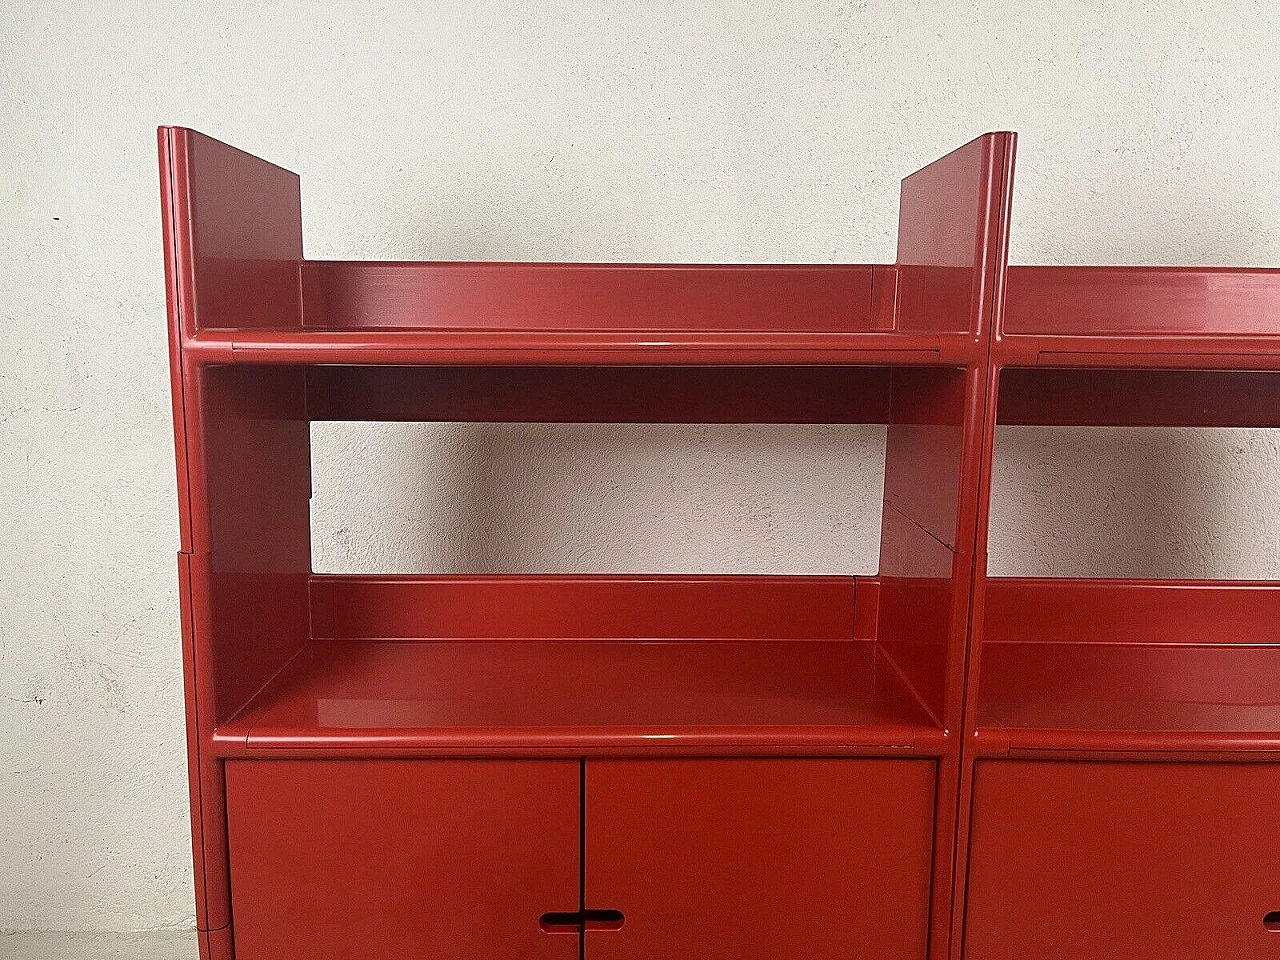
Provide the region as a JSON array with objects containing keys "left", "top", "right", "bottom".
[
  {"left": 164, "top": 125, "right": 1280, "bottom": 960},
  {"left": 956, "top": 267, "right": 1280, "bottom": 959},
  {"left": 161, "top": 128, "right": 1014, "bottom": 960}
]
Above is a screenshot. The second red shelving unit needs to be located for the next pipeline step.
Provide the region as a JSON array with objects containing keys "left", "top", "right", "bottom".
[{"left": 956, "top": 263, "right": 1280, "bottom": 960}]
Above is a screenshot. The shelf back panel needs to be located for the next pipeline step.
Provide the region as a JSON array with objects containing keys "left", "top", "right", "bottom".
[
  {"left": 1005, "top": 266, "right": 1280, "bottom": 338},
  {"left": 310, "top": 574, "right": 865, "bottom": 641},
  {"left": 984, "top": 577, "right": 1280, "bottom": 647},
  {"left": 301, "top": 261, "right": 883, "bottom": 333}
]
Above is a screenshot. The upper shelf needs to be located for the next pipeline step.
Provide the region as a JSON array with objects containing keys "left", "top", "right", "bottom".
[
  {"left": 1000, "top": 266, "right": 1280, "bottom": 368},
  {"left": 160, "top": 126, "right": 1017, "bottom": 367},
  {"left": 164, "top": 127, "right": 1280, "bottom": 369},
  {"left": 185, "top": 261, "right": 967, "bottom": 366}
]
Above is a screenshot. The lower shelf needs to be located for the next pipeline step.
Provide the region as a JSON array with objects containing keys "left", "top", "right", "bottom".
[
  {"left": 214, "top": 638, "right": 942, "bottom": 755},
  {"left": 976, "top": 641, "right": 1280, "bottom": 754}
]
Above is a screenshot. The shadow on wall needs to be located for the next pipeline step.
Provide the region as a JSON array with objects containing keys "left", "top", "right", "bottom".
[
  {"left": 313, "top": 423, "right": 1280, "bottom": 581},
  {"left": 310, "top": 421, "right": 888, "bottom": 576},
  {"left": 989, "top": 426, "right": 1280, "bottom": 580}
]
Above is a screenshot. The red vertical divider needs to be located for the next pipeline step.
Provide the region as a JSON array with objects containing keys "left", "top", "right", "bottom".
[
  {"left": 877, "top": 133, "right": 1016, "bottom": 960},
  {"left": 160, "top": 128, "right": 311, "bottom": 957}
]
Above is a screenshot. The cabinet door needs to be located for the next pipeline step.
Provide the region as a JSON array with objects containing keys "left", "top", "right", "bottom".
[
  {"left": 226, "top": 759, "right": 580, "bottom": 960},
  {"left": 964, "top": 761, "right": 1280, "bottom": 960},
  {"left": 584, "top": 758, "right": 935, "bottom": 960}
]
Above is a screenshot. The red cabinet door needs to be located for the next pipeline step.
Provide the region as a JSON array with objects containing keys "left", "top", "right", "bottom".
[
  {"left": 225, "top": 759, "right": 581, "bottom": 960},
  {"left": 964, "top": 760, "right": 1280, "bottom": 960},
  {"left": 583, "top": 758, "right": 936, "bottom": 960}
]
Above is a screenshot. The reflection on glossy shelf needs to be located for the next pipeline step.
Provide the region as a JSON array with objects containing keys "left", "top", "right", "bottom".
[
  {"left": 215, "top": 638, "right": 942, "bottom": 755},
  {"left": 975, "top": 578, "right": 1280, "bottom": 753},
  {"left": 979, "top": 641, "right": 1280, "bottom": 735}
]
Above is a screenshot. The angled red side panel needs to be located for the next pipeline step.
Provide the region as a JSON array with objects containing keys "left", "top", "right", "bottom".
[
  {"left": 877, "top": 133, "right": 1016, "bottom": 960},
  {"left": 193, "top": 366, "right": 312, "bottom": 723},
  {"left": 159, "top": 127, "right": 309, "bottom": 952},
  {"left": 161, "top": 127, "right": 302, "bottom": 336},
  {"left": 894, "top": 134, "right": 1017, "bottom": 338},
  {"left": 878, "top": 366, "right": 974, "bottom": 725},
  {"left": 879, "top": 132, "right": 1016, "bottom": 724}
]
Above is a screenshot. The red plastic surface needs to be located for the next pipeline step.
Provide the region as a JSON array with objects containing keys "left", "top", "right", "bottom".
[
  {"left": 883, "top": 133, "right": 1015, "bottom": 960},
  {"left": 896, "top": 133, "right": 1015, "bottom": 338},
  {"left": 161, "top": 128, "right": 303, "bottom": 337},
  {"left": 983, "top": 577, "right": 1280, "bottom": 647},
  {"left": 301, "top": 260, "right": 881, "bottom": 331},
  {"left": 225, "top": 759, "right": 580, "bottom": 960},
  {"left": 955, "top": 253, "right": 1280, "bottom": 956},
  {"left": 217, "top": 638, "right": 935, "bottom": 755},
  {"left": 272, "top": 577, "right": 935, "bottom": 755},
  {"left": 971, "top": 579, "right": 1280, "bottom": 754},
  {"left": 161, "top": 128, "right": 312, "bottom": 937},
  {"left": 311, "top": 574, "right": 857, "bottom": 641},
  {"left": 1005, "top": 266, "right": 1280, "bottom": 336},
  {"left": 1000, "top": 266, "right": 1280, "bottom": 367},
  {"left": 585, "top": 759, "right": 936, "bottom": 960},
  {"left": 161, "top": 126, "right": 1023, "bottom": 960},
  {"left": 964, "top": 761, "right": 1280, "bottom": 960}
]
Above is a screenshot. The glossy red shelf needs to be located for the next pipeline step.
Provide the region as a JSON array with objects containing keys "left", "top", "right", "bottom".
[
  {"left": 971, "top": 579, "right": 1280, "bottom": 755},
  {"left": 999, "top": 266, "right": 1280, "bottom": 368},
  {"left": 976, "top": 642, "right": 1280, "bottom": 752},
  {"left": 183, "top": 326, "right": 964, "bottom": 367},
  {"left": 189, "top": 261, "right": 958, "bottom": 367},
  {"left": 214, "top": 638, "right": 942, "bottom": 756}
]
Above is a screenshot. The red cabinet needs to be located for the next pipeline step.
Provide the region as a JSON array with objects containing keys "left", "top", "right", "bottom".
[
  {"left": 963, "top": 761, "right": 1280, "bottom": 960},
  {"left": 225, "top": 758, "right": 936, "bottom": 960},
  {"left": 225, "top": 760, "right": 581, "bottom": 960},
  {"left": 585, "top": 758, "right": 937, "bottom": 960}
]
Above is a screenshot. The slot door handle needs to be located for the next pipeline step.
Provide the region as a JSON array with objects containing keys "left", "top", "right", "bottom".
[{"left": 540, "top": 909, "right": 625, "bottom": 933}]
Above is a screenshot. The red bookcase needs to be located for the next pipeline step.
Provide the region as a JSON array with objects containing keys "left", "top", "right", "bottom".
[
  {"left": 160, "top": 126, "right": 1013, "bottom": 960},
  {"left": 956, "top": 268, "right": 1280, "bottom": 959},
  {"left": 161, "top": 126, "right": 1280, "bottom": 960}
]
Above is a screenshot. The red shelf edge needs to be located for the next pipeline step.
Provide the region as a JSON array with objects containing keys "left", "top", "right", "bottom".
[{"left": 972, "top": 725, "right": 1280, "bottom": 759}]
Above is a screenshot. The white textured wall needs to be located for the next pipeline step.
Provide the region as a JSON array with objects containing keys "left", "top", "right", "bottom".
[{"left": 3, "top": 0, "right": 1279, "bottom": 933}]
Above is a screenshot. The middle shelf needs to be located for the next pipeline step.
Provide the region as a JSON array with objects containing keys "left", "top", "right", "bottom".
[
  {"left": 214, "top": 637, "right": 939, "bottom": 756},
  {"left": 210, "top": 574, "right": 946, "bottom": 758},
  {"left": 973, "top": 578, "right": 1280, "bottom": 754}
]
